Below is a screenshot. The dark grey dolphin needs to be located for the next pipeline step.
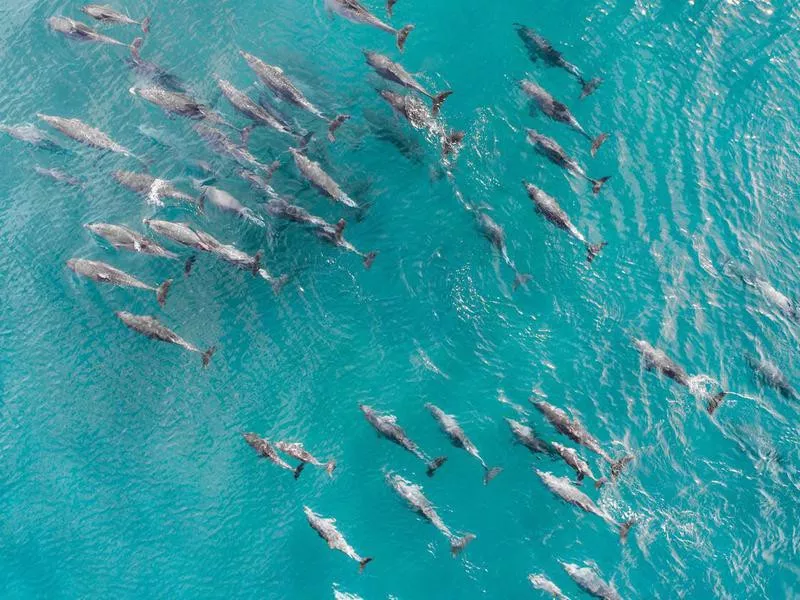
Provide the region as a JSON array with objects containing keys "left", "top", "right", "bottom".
[
  {"left": 115, "top": 311, "right": 215, "bottom": 366},
  {"left": 240, "top": 51, "right": 349, "bottom": 142},
  {"left": 113, "top": 170, "right": 197, "bottom": 207},
  {"left": 37, "top": 113, "right": 144, "bottom": 162},
  {"left": 84, "top": 222, "right": 178, "bottom": 259},
  {"left": 48, "top": 16, "right": 133, "bottom": 47},
  {"left": 1, "top": 124, "right": 63, "bottom": 151},
  {"left": 289, "top": 147, "right": 359, "bottom": 209},
  {"left": 378, "top": 89, "right": 463, "bottom": 156},
  {"left": 360, "top": 405, "right": 446, "bottom": 475},
  {"left": 562, "top": 563, "right": 623, "bottom": 600},
  {"left": 314, "top": 219, "right": 377, "bottom": 269},
  {"left": 304, "top": 507, "right": 372, "bottom": 570},
  {"left": 243, "top": 433, "right": 305, "bottom": 478},
  {"left": 81, "top": 5, "right": 150, "bottom": 33},
  {"left": 426, "top": 403, "right": 502, "bottom": 484},
  {"left": 264, "top": 197, "right": 328, "bottom": 227},
  {"left": 526, "top": 129, "right": 610, "bottom": 194},
  {"left": 745, "top": 354, "right": 796, "bottom": 400},
  {"left": 130, "top": 84, "right": 230, "bottom": 127},
  {"left": 67, "top": 258, "right": 171, "bottom": 306},
  {"left": 521, "top": 80, "right": 607, "bottom": 155},
  {"left": 474, "top": 211, "right": 531, "bottom": 290},
  {"left": 506, "top": 417, "right": 551, "bottom": 454},
  {"left": 522, "top": 181, "right": 606, "bottom": 263},
  {"left": 515, "top": 23, "right": 601, "bottom": 98},
  {"left": 34, "top": 166, "right": 83, "bottom": 187},
  {"left": 365, "top": 52, "right": 452, "bottom": 114},
  {"left": 276, "top": 442, "right": 336, "bottom": 477},
  {"left": 126, "top": 38, "right": 185, "bottom": 92},
  {"left": 325, "top": 0, "right": 414, "bottom": 51},
  {"left": 194, "top": 124, "right": 277, "bottom": 176},
  {"left": 216, "top": 78, "right": 295, "bottom": 141},
  {"left": 198, "top": 185, "right": 265, "bottom": 227}
]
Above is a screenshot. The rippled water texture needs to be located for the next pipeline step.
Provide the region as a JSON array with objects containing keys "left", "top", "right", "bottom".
[{"left": 0, "top": 0, "right": 798, "bottom": 598}]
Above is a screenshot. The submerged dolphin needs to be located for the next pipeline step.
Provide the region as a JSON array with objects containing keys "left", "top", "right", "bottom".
[
  {"left": 85, "top": 222, "right": 178, "bottom": 259},
  {"left": 48, "top": 16, "right": 133, "bottom": 48},
  {"left": 34, "top": 166, "right": 83, "bottom": 187},
  {"left": 289, "top": 147, "right": 359, "bottom": 209},
  {"left": 562, "top": 563, "right": 623, "bottom": 600},
  {"left": 305, "top": 507, "right": 372, "bottom": 571},
  {"left": 526, "top": 130, "right": 610, "bottom": 194},
  {"left": 194, "top": 124, "right": 276, "bottom": 176},
  {"left": 37, "top": 114, "right": 143, "bottom": 162},
  {"left": 276, "top": 442, "right": 336, "bottom": 476},
  {"left": 723, "top": 260, "right": 799, "bottom": 321},
  {"left": 198, "top": 185, "right": 265, "bottom": 227},
  {"left": 365, "top": 51, "right": 452, "bottom": 114},
  {"left": 116, "top": 311, "right": 215, "bottom": 366},
  {"left": 313, "top": 219, "right": 377, "bottom": 269},
  {"left": 264, "top": 197, "right": 328, "bottom": 227},
  {"left": 243, "top": 433, "right": 305, "bottom": 478},
  {"left": 126, "top": 38, "right": 185, "bottom": 91},
  {"left": 745, "top": 354, "right": 796, "bottom": 400},
  {"left": 81, "top": 5, "right": 150, "bottom": 33},
  {"left": 67, "top": 258, "right": 171, "bottom": 306},
  {"left": 474, "top": 211, "right": 531, "bottom": 290},
  {"left": 325, "top": 0, "right": 414, "bottom": 52}
]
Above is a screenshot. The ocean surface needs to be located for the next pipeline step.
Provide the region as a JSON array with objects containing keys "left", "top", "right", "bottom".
[{"left": 1, "top": 0, "right": 798, "bottom": 598}]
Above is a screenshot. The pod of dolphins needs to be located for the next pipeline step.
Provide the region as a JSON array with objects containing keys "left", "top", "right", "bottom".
[{"left": 3, "top": 2, "right": 792, "bottom": 598}]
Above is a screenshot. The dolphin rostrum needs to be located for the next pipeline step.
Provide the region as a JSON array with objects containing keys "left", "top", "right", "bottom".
[
  {"left": 304, "top": 507, "right": 372, "bottom": 571},
  {"left": 365, "top": 51, "right": 452, "bottom": 114},
  {"left": 81, "top": 5, "right": 150, "bottom": 33},
  {"left": 84, "top": 222, "right": 178, "bottom": 259},
  {"left": 526, "top": 129, "right": 610, "bottom": 194},
  {"left": 325, "top": 0, "right": 414, "bottom": 52},
  {"left": 243, "top": 433, "right": 305, "bottom": 478},
  {"left": 276, "top": 441, "right": 336, "bottom": 476},
  {"left": 67, "top": 258, "right": 171, "bottom": 306},
  {"left": 116, "top": 311, "right": 215, "bottom": 366}
]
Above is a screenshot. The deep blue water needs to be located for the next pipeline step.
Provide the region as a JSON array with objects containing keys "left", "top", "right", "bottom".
[{"left": 0, "top": 0, "right": 798, "bottom": 598}]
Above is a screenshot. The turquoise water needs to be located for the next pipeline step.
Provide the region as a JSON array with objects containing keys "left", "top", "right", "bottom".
[{"left": 1, "top": 0, "right": 798, "bottom": 597}]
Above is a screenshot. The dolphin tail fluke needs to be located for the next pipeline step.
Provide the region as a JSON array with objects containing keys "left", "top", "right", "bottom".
[
  {"left": 512, "top": 273, "right": 532, "bottom": 291},
  {"left": 594, "top": 477, "right": 607, "bottom": 489},
  {"left": 483, "top": 466, "right": 503, "bottom": 485},
  {"left": 327, "top": 114, "right": 350, "bottom": 142},
  {"left": 586, "top": 242, "right": 607, "bottom": 263},
  {"left": 707, "top": 391, "right": 726, "bottom": 415},
  {"left": 201, "top": 346, "right": 216, "bottom": 368},
  {"left": 294, "top": 462, "right": 306, "bottom": 479},
  {"left": 590, "top": 133, "right": 608, "bottom": 157},
  {"left": 141, "top": 16, "right": 151, "bottom": 34},
  {"left": 619, "top": 518, "right": 635, "bottom": 543},
  {"left": 359, "top": 557, "right": 373, "bottom": 572},
  {"left": 426, "top": 456, "right": 447, "bottom": 476},
  {"left": 451, "top": 534, "right": 476, "bottom": 556},
  {"left": 363, "top": 251, "right": 378, "bottom": 269},
  {"left": 325, "top": 460, "right": 337, "bottom": 477},
  {"left": 156, "top": 278, "right": 172, "bottom": 307},
  {"left": 591, "top": 176, "right": 611, "bottom": 195},
  {"left": 184, "top": 255, "right": 197, "bottom": 277},
  {"left": 252, "top": 250, "right": 263, "bottom": 276},
  {"left": 432, "top": 91, "right": 453, "bottom": 116},
  {"left": 580, "top": 77, "right": 602, "bottom": 99},
  {"left": 271, "top": 274, "right": 290, "bottom": 295},
  {"left": 131, "top": 37, "right": 143, "bottom": 57},
  {"left": 442, "top": 130, "right": 464, "bottom": 156},
  {"left": 396, "top": 24, "right": 414, "bottom": 52},
  {"left": 387, "top": 0, "right": 397, "bottom": 18},
  {"left": 610, "top": 455, "right": 634, "bottom": 478}
]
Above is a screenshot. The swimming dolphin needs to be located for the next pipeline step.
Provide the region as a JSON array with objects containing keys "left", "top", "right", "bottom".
[
  {"left": 242, "top": 433, "right": 305, "bottom": 478},
  {"left": 1, "top": 124, "right": 63, "bottom": 151},
  {"left": 551, "top": 441, "right": 603, "bottom": 488},
  {"left": 34, "top": 166, "right": 83, "bottom": 187},
  {"left": 425, "top": 403, "right": 502, "bottom": 484},
  {"left": 198, "top": 185, "right": 265, "bottom": 227},
  {"left": 304, "top": 507, "right": 372, "bottom": 571},
  {"left": 532, "top": 400, "right": 632, "bottom": 478},
  {"left": 365, "top": 51, "right": 452, "bottom": 114},
  {"left": 194, "top": 124, "right": 276, "bottom": 176},
  {"left": 325, "top": 0, "right": 414, "bottom": 51},
  {"left": 239, "top": 168, "right": 281, "bottom": 199},
  {"left": 745, "top": 354, "right": 796, "bottom": 400},
  {"left": 526, "top": 130, "right": 610, "bottom": 194},
  {"left": 506, "top": 418, "right": 551, "bottom": 454},
  {"left": 386, "top": 473, "right": 474, "bottom": 555},
  {"left": 536, "top": 470, "right": 634, "bottom": 542},
  {"left": 67, "top": 258, "right": 171, "bottom": 306},
  {"left": 360, "top": 405, "right": 446, "bottom": 475},
  {"left": 528, "top": 573, "right": 570, "bottom": 600},
  {"left": 37, "top": 114, "right": 143, "bottom": 162},
  {"left": 276, "top": 442, "right": 336, "bottom": 476},
  {"left": 116, "top": 311, "right": 215, "bottom": 366},
  {"left": 521, "top": 80, "right": 607, "bottom": 155},
  {"left": 48, "top": 16, "right": 133, "bottom": 48},
  {"left": 240, "top": 51, "right": 349, "bottom": 142},
  {"left": 130, "top": 84, "right": 230, "bottom": 127},
  {"left": 314, "top": 219, "right": 377, "bottom": 269},
  {"left": 216, "top": 78, "right": 295, "bottom": 142},
  {"left": 143, "top": 219, "right": 221, "bottom": 254},
  {"left": 474, "top": 211, "right": 531, "bottom": 289},
  {"left": 515, "top": 23, "right": 601, "bottom": 98},
  {"left": 378, "top": 89, "right": 464, "bottom": 157},
  {"left": 85, "top": 222, "right": 178, "bottom": 259},
  {"left": 522, "top": 181, "right": 606, "bottom": 263},
  {"left": 633, "top": 339, "right": 727, "bottom": 415},
  {"left": 723, "top": 261, "right": 799, "bottom": 321},
  {"left": 113, "top": 170, "right": 197, "bottom": 207},
  {"left": 126, "top": 38, "right": 185, "bottom": 91},
  {"left": 289, "top": 147, "right": 359, "bottom": 209},
  {"left": 562, "top": 563, "right": 623, "bottom": 600},
  {"left": 264, "top": 197, "right": 328, "bottom": 227},
  {"left": 81, "top": 5, "right": 150, "bottom": 33},
  {"left": 213, "top": 242, "right": 289, "bottom": 293}
]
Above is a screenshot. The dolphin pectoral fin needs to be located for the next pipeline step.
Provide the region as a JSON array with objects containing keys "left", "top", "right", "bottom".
[
  {"left": 325, "top": 460, "right": 337, "bottom": 477},
  {"left": 363, "top": 251, "right": 377, "bottom": 269},
  {"left": 387, "top": 0, "right": 398, "bottom": 18},
  {"left": 580, "top": 77, "right": 602, "bottom": 99},
  {"left": 184, "top": 255, "right": 197, "bottom": 276},
  {"left": 141, "top": 16, "right": 151, "bottom": 34},
  {"left": 512, "top": 273, "right": 532, "bottom": 291},
  {"left": 293, "top": 462, "right": 306, "bottom": 479},
  {"left": 610, "top": 455, "right": 634, "bottom": 478}
]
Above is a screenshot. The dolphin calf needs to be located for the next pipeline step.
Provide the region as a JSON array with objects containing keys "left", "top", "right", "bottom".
[
  {"left": 194, "top": 124, "right": 276, "bottom": 176},
  {"left": 85, "top": 223, "right": 178, "bottom": 259},
  {"left": 48, "top": 16, "right": 133, "bottom": 48},
  {"left": 526, "top": 130, "right": 610, "bottom": 194},
  {"left": 521, "top": 80, "right": 607, "bottom": 155},
  {"left": 365, "top": 52, "right": 452, "bottom": 114},
  {"left": 305, "top": 507, "right": 372, "bottom": 571},
  {"left": 532, "top": 400, "right": 631, "bottom": 478},
  {"left": 240, "top": 51, "right": 349, "bottom": 142},
  {"left": 127, "top": 38, "right": 185, "bottom": 91},
  {"left": 243, "top": 433, "right": 305, "bottom": 478},
  {"left": 276, "top": 442, "right": 336, "bottom": 476},
  {"left": 528, "top": 573, "right": 570, "bottom": 600},
  {"left": 386, "top": 473, "right": 475, "bottom": 555},
  {"left": 314, "top": 219, "right": 377, "bottom": 269},
  {"left": 81, "top": 5, "right": 150, "bottom": 33},
  {"left": 745, "top": 354, "right": 796, "bottom": 400},
  {"left": 474, "top": 211, "right": 531, "bottom": 290},
  {"left": 130, "top": 85, "right": 230, "bottom": 127},
  {"left": 216, "top": 78, "right": 295, "bottom": 141},
  {"left": 1, "top": 124, "right": 62, "bottom": 151},
  {"left": 551, "top": 441, "right": 603, "bottom": 488},
  {"left": 562, "top": 563, "right": 623, "bottom": 600},
  {"left": 34, "top": 166, "right": 83, "bottom": 187},
  {"left": 265, "top": 197, "right": 328, "bottom": 227},
  {"left": 360, "top": 405, "right": 446, "bottom": 475},
  {"left": 116, "top": 311, "right": 215, "bottom": 366},
  {"left": 523, "top": 181, "right": 606, "bottom": 263},
  {"left": 198, "top": 185, "right": 265, "bottom": 227},
  {"left": 536, "top": 470, "right": 634, "bottom": 542},
  {"left": 67, "top": 258, "right": 171, "bottom": 306},
  {"left": 113, "top": 171, "right": 197, "bottom": 207},
  {"left": 515, "top": 23, "right": 601, "bottom": 99},
  {"left": 378, "top": 89, "right": 464, "bottom": 157},
  {"left": 37, "top": 114, "right": 143, "bottom": 162},
  {"left": 425, "top": 403, "right": 501, "bottom": 484},
  {"left": 325, "top": 0, "right": 414, "bottom": 52},
  {"left": 633, "top": 339, "right": 727, "bottom": 415},
  {"left": 506, "top": 417, "right": 551, "bottom": 454},
  {"left": 289, "top": 147, "right": 359, "bottom": 209}
]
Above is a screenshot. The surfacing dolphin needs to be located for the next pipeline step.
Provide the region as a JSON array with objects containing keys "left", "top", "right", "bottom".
[
  {"left": 276, "top": 442, "right": 336, "bottom": 476},
  {"left": 723, "top": 260, "right": 799, "bottom": 321},
  {"left": 526, "top": 129, "right": 610, "bottom": 194},
  {"left": 528, "top": 573, "right": 570, "bottom": 600},
  {"left": 242, "top": 433, "right": 305, "bottom": 478},
  {"left": 562, "top": 562, "right": 623, "bottom": 600},
  {"left": 81, "top": 5, "right": 150, "bottom": 33},
  {"left": 378, "top": 89, "right": 464, "bottom": 157},
  {"left": 67, "top": 258, "right": 172, "bottom": 306},
  {"left": 197, "top": 185, "right": 265, "bottom": 227},
  {"left": 313, "top": 219, "right": 377, "bottom": 269},
  {"left": 84, "top": 222, "right": 178, "bottom": 259},
  {"left": 474, "top": 211, "right": 531, "bottom": 290},
  {"left": 130, "top": 84, "right": 231, "bottom": 128},
  {"left": 325, "top": 0, "right": 414, "bottom": 52},
  {"left": 305, "top": 507, "right": 372, "bottom": 571},
  {"left": 37, "top": 114, "right": 144, "bottom": 162},
  {"left": 365, "top": 51, "right": 452, "bottom": 114},
  {"left": 48, "top": 16, "right": 135, "bottom": 48},
  {"left": 116, "top": 311, "right": 215, "bottom": 366},
  {"left": 360, "top": 405, "right": 446, "bottom": 475}
]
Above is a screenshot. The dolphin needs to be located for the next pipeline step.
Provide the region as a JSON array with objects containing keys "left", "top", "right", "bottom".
[
  {"left": 242, "top": 433, "right": 305, "bottom": 478},
  {"left": 240, "top": 51, "right": 349, "bottom": 142},
  {"left": 536, "top": 470, "right": 634, "bottom": 542},
  {"left": 84, "top": 222, "right": 178, "bottom": 259},
  {"left": 551, "top": 441, "right": 604, "bottom": 488},
  {"left": 304, "top": 507, "right": 372, "bottom": 571},
  {"left": 1, "top": 124, "right": 63, "bottom": 151},
  {"left": 194, "top": 124, "right": 276, "bottom": 176},
  {"left": 264, "top": 197, "right": 328, "bottom": 227},
  {"left": 198, "top": 185, "right": 265, "bottom": 227},
  {"left": 506, "top": 417, "right": 552, "bottom": 455},
  {"left": 113, "top": 170, "right": 197, "bottom": 207},
  {"left": 143, "top": 219, "right": 221, "bottom": 254},
  {"left": 386, "top": 472, "right": 475, "bottom": 555},
  {"left": 562, "top": 563, "right": 623, "bottom": 600},
  {"left": 276, "top": 442, "right": 336, "bottom": 476},
  {"left": 522, "top": 181, "right": 606, "bottom": 263},
  {"left": 474, "top": 211, "right": 531, "bottom": 290},
  {"left": 216, "top": 78, "right": 295, "bottom": 142},
  {"left": 325, "top": 0, "right": 414, "bottom": 52},
  {"left": 365, "top": 51, "right": 452, "bottom": 114},
  {"left": 37, "top": 114, "right": 143, "bottom": 162},
  {"left": 745, "top": 354, "right": 796, "bottom": 400},
  {"left": 532, "top": 401, "right": 632, "bottom": 478},
  {"left": 425, "top": 403, "right": 501, "bottom": 484},
  {"left": 126, "top": 38, "right": 185, "bottom": 91},
  {"left": 723, "top": 260, "right": 799, "bottom": 321},
  {"left": 526, "top": 129, "right": 610, "bottom": 194},
  {"left": 239, "top": 168, "right": 281, "bottom": 199},
  {"left": 48, "top": 16, "right": 133, "bottom": 48},
  {"left": 130, "top": 84, "right": 230, "bottom": 127},
  {"left": 289, "top": 147, "right": 359, "bottom": 209},
  {"left": 81, "top": 5, "right": 150, "bottom": 33},
  {"left": 115, "top": 311, "right": 215, "bottom": 366},
  {"left": 314, "top": 219, "right": 377, "bottom": 269},
  {"left": 378, "top": 89, "right": 463, "bottom": 156},
  {"left": 360, "top": 405, "right": 446, "bottom": 475},
  {"left": 34, "top": 166, "right": 83, "bottom": 187},
  {"left": 521, "top": 80, "right": 607, "bottom": 155},
  {"left": 528, "top": 573, "right": 570, "bottom": 600},
  {"left": 515, "top": 23, "right": 601, "bottom": 99},
  {"left": 67, "top": 258, "right": 171, "bottom": 306},
  {"left": 210, "top": 243, "right": 289, "bottom": 293}
]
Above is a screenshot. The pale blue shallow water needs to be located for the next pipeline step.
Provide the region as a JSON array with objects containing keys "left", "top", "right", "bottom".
[{"left": 0, "top": 0, "right": 798, "bottom": 598}]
